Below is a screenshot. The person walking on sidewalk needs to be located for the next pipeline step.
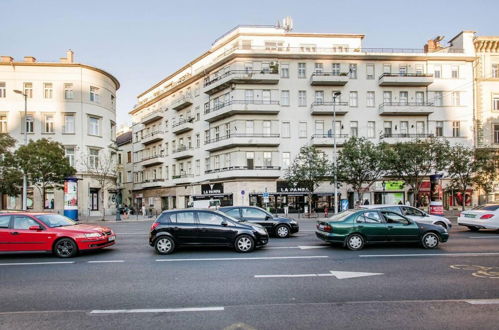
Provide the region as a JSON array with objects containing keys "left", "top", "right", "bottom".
[{"left": 141, "top": 204, "right": 146, "bottom": 217}]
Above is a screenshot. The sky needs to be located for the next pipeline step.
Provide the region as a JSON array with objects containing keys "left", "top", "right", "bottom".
[{"left": 1, "top": 0, "right": 498, "bottom": 127}]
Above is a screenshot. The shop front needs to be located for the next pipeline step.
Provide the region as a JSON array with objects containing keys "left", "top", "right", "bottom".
[
  {"left": 192, "top": 183, "right": 233, "bottom": 206},
  {"left": 373, "top": 181, "right": 406, "bottom": 205}
]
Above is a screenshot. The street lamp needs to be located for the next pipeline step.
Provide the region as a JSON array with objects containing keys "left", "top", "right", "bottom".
[
  {"left": 332, "top": 91, "right": 341, "bottom": 214},
  {"left": 13, "top": 89, "right": 28, "bottom": 211},
  {"left": 382, "top": 181, "right": 386, "bottom": 204}
]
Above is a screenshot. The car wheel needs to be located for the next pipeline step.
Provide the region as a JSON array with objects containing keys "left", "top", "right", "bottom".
[
  {"left": 467, "top": 226, "right": 479, "bottom": 232},
  {"left": 155, "top": 237, "right": 175, "bottom": 255},
  {"left": 53, "top": 238, "right": 78, "bottom": 258},
  {"left": 275, "top": 224, "right": 290, "bottom": 238},
  {"left": 346, "top": 234, "right": 365, "bottom": 251},
  {"left": 435, "top": 221, "right": 447, "bottom": 229},
  {"left": 234, "top": 235, "right": 255, "bottom": 253},
  {"left": 421, "top": 232, "right": 440, "bottom": 249}
]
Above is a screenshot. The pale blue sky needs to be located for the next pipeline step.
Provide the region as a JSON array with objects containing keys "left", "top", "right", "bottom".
[{"left": 1, "top": 0, "right": 498, "bottom": 126}]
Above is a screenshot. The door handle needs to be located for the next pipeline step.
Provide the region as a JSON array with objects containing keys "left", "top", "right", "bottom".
[
  {"left": 387, "top": 226, "right": 393, "bottom": 229},
  {"left": 10, "top": 232, "right": 19, "bottom": 235}
]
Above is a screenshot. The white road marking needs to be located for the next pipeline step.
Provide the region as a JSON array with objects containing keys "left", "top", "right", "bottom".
[
  {"left": 156, "top": 256, "right": 329, "bottom": 262},
  {"left": 0, "top": 261, "right": 74, "bottom": 266},
  {"left": 255, "top": 270, "right": 383, "bottom": 279},
  {"left": 298, "top": 245, "right": 329, "bottom": 250},
  {"left": 469, "top": 236, "right": 499, "bottom": 239},
  {"left": 114, "top": 232, "right": 147, "bottom": 235},
  {"left": 360, "top": 252, "right": 499, "bottom": 258},
  {"left": 465, "top": 299, "right": 499, "bottom": 305},
  {"left": 265, "top": 246, "right": 299, "bottom": 249},
  {"left": 90, "top": 307, "right": 224, "bottom": 314},
  {"left": 87, "top": 260, "right": 125, "bottom": 264}
]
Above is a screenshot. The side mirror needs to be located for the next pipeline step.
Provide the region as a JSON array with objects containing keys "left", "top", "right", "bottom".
[
  {"left": 29, "top": 225, "right": 43, "bottom": 231},
  {"left": 221, "top": 220, "right": 228, "bottom": 226},
  {"left": 265, "top": 215, "right": 272, "bottom": 220}
]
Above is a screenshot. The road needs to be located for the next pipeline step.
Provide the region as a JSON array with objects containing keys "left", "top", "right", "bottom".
[{"left": 1, "top": 219, "right": 499, "bottom": 330}]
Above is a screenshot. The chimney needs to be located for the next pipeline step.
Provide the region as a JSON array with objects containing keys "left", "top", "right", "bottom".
[
  {"left": 24, "top": 56, "right": 36, "bottom": 63},
  {"left": 66, "top": 49, "right": 74, "bottom": 63},
  {"left": 1, "top": 56, "right": 13, "bottom": 63}
]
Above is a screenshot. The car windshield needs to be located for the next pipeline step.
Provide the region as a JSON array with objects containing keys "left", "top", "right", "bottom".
[
  {"left": 472, "top": 205, "right": 499, "bottom": 211},
  {"left": 35, "top": 214, "right": 76, "bottom": 228},
  {"left": 328, "top": 210, "right": 356, "bottom": 222},
  {"left": 213, "top": 210, "right": 240, "bottom": 224}
]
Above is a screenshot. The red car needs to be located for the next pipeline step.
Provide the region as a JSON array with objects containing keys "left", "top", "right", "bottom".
[{"left": 0, "top": 212, "right": 116, "bottom": 258}]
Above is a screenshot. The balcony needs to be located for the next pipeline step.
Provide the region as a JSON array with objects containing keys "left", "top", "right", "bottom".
[
  {"left": 172, "top": 146, "right": 194, "bottom": 159},
  {"left": 141, "top": 111, "right": 164, "bottom": 125},
  {"left": 378, "top": 73, "right": 434, "bottom": 87},
  {"left": 141, "top": 131, "right": 163, "bottom": 145},
  {"left": 142, "top": 179, "right": 166, "bottom": 189},
  {"left": 172, "top": 117, "right": 194, "bottom": 134},
  {"left": 310, "top": 72, "right": 349, "bottom": 86},
  {"left": 205, "top": 133, "right": 280, "bottom": 152},
  {"left": 310, "top": 102, "right": 349, "bottom": 115},
  {"left": 203, "top": 70, "right": 279, "bottom": 95},
  {"left": 380, "top": 133, "right": 435, "bottom": 144},
  {"left": 378, "top": 102, "right": 434, "bottom": 116},
  {"left": 311, "top": 134, "right": 349, "bottom": 147},
  {"left": 204, "top": 166, "right": 282, "bottom": 180},
  {"left": 172, "top": 174, "right": 194, "bottom": 185},
  {"left": 204, "top": 100, "right": 280, "bottom": 122},
  {"left": 140, "top": 154, "right": 164, "bottom": 167},
  {"left": 171, "top": 96, "right": 193, "bottom": 111}
]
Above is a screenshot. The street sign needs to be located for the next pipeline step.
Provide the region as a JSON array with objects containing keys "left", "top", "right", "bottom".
[
  {"left": 263, "top": 192, "right": 269, "bottom": 198},
  {"left": 241, "top": 190, "right": 245, "bottom": 195}
]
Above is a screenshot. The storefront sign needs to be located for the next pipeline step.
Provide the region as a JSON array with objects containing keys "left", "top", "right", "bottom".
[
  {"left": 276, "top": 181, "right": 310, "bottom": 193},
  {"left": 375, "top": 181, "right": 405, "bottom": 191},
  {"left": 63, "top": 178, "right": 78, "bottom": 221},
  {"left": 202, "top": 183, "right": 224, "bottom": 195}
]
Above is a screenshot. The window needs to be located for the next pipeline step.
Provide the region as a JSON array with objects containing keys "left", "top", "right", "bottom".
[
  {"left": 434, "top": 65, "right": 441, "bottom": 78},
  {"left": 44, "top": 83, "right": 53, "bottom": 99},
  {"left": 13, "top": 216, "right": 40, "bottom": 230},
  {"left": 416, "top": 91, "right": 425, "bottom": 105},
  {"left": 382, "top": 212, "right": 409, "bottom": 225},
  {"left": 245, "top": 121, "right": 254, "bottom": 135},
  {"left": 399, "top": 65, "right": 407, "bottom": 75},
  {"left": 282, "top": 122, "right": 290, "bottom": 138},
  {"left": 25, "top": 114, "right": 34, "bottom": 133},
  {"left": 451, "top": 65, "right": 459, "bottom": 79},
  {"left": 225, "top": 208, "right": 241, "bottom": 218},
  {"left": 263, "top": 152, "right": 272, "bottom": 166},
  {"left": 494, "top": 124, "right": 499, "bottom": 144},
  {"left": 23, "top": 82, "right": 33, "bottom": 98},
  {"left": 242, "top": 207, "right": 267, "bottom": 219},
  {"left": 65, "top": 147, "right": 75, "bottom": 166},
  {"left": 196, "top": 134, "right": 200, "bottom": 148},
  {"left": 88, "top": 116, "right": 100, "bottom": 136},
  {"left": 434, "top": 91, "right": 443, "bottom": 106},
  {"left": 332, "top": 63, "right": 340, "bottom": 75},
  {"left": 298, "top": 63, "right": 306, "bottom": 78},
  {"left": 0, "top": 115, "right": 7, "bottom": 133},
  {"left": 415, "top": 64, "right": 424, "bottom": 75},
  {"left": 44, "top": 114, "right": 54, "bottom": 133},
  {"left": 416, "top": 121, "right": 425, "bottom": 134},
  {"left": 263, "top": 121, "right": 271, "bottom": 135},
  {"left": 282, "top": 152, "right": 290, "bottom": 168},
  {"left": 349, "top": 64, "right": 357, "bottom": 79},
  {"left": 436, "top": 121, "right": 443, "bottom": 137},
  {"left": 0, "top": 215, "right": 10, "bottom": 228},
  {"left": 349, "top": 91, "right": 358, "bottom": 107},
  {"left": 493, "top": 64, "right": 499, "bottom": 78},
  {"left": 315, "top": 91, "right": 324, "bottom": 104},
  {"left": 366, "top": 64, "right": 375, "bottom": 79},
  {"left": 195, "top": 160, "right": 200, "bottom": 175},
  {"left": 170, "top": 212, "right": 196, "bottom": 224},
  {"left": 0, "top": 82, "right": 5, "bottom": 98},
  {"left": 399, "top": 91, "right": 408, "bottom": 105},
  {"left": 315, "top": 121, "right": 324, "bottom": 135},
  {"left": 281, "top": 90, "right": 290, "bottom": 106},
  {"left": 64, "top": 83, "right": 74, "bottom": 99},
  {"left": 493, "top": 95, "right": 499, "bottom": 110},
  {"left": 452, "top": 121, "right": 460, "bottom": 137},
  {"left": 383, "top": 64, "right": 391, "bottom": 74},
  {"left": 366, "top": 92, "right": 375, "bottom": 107},
  {"left": 401, "top": 206, "right": 425, "bottom": 217},
  {"left": 262, "top": 90, "right": 271, "bottom": 104},
  {"left": 384, "top": 121, "right": 392, "bottom": 136},
  {"left": 383, "top": 91, "right": 392, "bottom": 104},
  {"left": 63, "top": 114, "right": 75, "bottom": 134},
  {"left": 281, "top": 64, "right": 289, "bottom": 78},
  {"left": 356, "top": 211, "right": 382, "bottom": 223},
  {"left": 314, "top": 63, "right": 323, "bottom": 74},
  {"left": 298, "top": 90, "right": 307, "bottom": 106},
  {"left": 244, "top": 90, "right": 254, "bottom": 102},
  {"left": 197, "top": 211, "right": 225, "bottom": 225},
  {"left": 452, "top": 92, "right": 461, "bottom": 106},
  {"left": 89, "top": 148, "right": 99, "bottom": 169},
  {"left": 350, "top": 121, "right": 358, "bottom": 137},
  {"left": 367, "top": 121, "right": 375, "bottom": 138},
  {"left": 90, "top": 86, "right": 100, "bottom": 102},
  {"left": 246, "top": 152, "right": 254, "bottom": 169},
  {"left": 299, "top": 122, "right": 307, "bottom": 138}
]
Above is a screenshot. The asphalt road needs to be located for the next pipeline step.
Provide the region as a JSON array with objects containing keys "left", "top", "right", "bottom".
[{"left": 1, "top": 219, "right": 499, "bottom": 330}]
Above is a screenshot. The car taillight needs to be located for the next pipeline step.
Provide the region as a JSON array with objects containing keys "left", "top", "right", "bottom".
[
  {"left": 323, "top": 224, "right": 333, "bottom": 232},
  {"left": 150, "top": 222, "right": 160, "bottom": 231},
  {"left": 480, "top": 214, "right": 494, "bottom": 219}
]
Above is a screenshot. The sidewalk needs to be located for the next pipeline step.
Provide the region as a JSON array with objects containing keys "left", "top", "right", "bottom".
[{"left": 76, "top": 214, "right": 155, "bottom": 223}]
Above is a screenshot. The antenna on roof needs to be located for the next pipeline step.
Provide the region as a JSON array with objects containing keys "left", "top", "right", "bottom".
[{"left": 282, "top": 16, "right": 293, "bottom": 32}]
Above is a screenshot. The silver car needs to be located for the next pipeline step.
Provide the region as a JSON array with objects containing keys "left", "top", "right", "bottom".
[{"left": 360, "top": 204, "right": 452, "bottom": 229}]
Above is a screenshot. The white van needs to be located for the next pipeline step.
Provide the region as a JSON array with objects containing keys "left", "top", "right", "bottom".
[{"left": 187, "top": 199, "right": 221, "bottom": 209}]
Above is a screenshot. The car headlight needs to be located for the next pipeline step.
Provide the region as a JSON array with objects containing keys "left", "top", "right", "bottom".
[
  {"left": 290, "top": 220, "right": 297, "bottom": 224},
  {"left": 85, "top": 233, "right": 102, "bottom": 238}
]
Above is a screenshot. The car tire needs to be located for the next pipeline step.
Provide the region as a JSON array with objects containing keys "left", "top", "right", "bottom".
[
  {"left": 467, "top": 226, "right": 479, "bottom": 232},
  {"left": 53, "top": 238, "right": 78, "bottom": 258},
  {"left": 155, "top": 236, "right": 175, "bottom": 255},
  {"left": 435, "top": 221, "right": 447, "bottom": 229},
  {"left": 275, "top": 224, "right": 290, "bottom": 238},
  {"left": 345, "top": 234, "right": 365, "bottom": 251},
  {"left": 234, "top": 235, "right": 255, "bottom": 253},
  {"left": 421, "top": 232, "right": 440, "bottom": 249}
]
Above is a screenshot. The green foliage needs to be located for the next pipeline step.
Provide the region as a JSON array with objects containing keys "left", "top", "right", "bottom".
[
  {"left": 471, "top": 149, "right": 498, "bottom": 203},
  {"left": 0, "top": 133, "right": 23, "bottom": 196}
]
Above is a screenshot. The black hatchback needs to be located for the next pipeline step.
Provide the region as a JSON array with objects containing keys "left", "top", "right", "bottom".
[
  {"left": 149, "top": 209, "right": 269, "bottom": 254},
  {"left": 219, "top": 206, "right": 299, "bottom": 238}
]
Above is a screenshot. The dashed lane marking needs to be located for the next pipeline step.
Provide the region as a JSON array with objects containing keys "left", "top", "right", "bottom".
[
  {"left": 0, "top": 261, "right": 74, "bottom": 266},
  {"left": 90, "top": 307, "right": 225, "bottom": 314},
  {"left": 360, "top": 252, "right": 499, "bottom": 258},
  {"left": 87, "top": 260, "right": 125, "bottom": 264}
]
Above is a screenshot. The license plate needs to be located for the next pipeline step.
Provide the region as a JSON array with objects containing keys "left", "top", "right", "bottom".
[
  {"left": 465, "top": 214, "right": 476, "bottom": 218},
  {"left": 108, "top": 235, "right": 116, "bottom": 242}
]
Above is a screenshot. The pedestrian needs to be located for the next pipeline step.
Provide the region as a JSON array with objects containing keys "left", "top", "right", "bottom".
[
  {"left": 405, "top": 200, "right": 411, "bottom": 206},
  {"left": 398, "top": 200, "right": 403, "bottom": 205},
  {"left": 284, "top": 205, "right": 289, "bottom": 216},
  {"left": 364, "top": 199, "right": 369, "bottom": 205},
  {"left": 141, "top": 204, "right": 146, "bottom": 217},
  {"left": 324, "top": 206, "right": 328, "bottom": 218},
  {"left": 123, "top": 204, "right": 129, "bottom": 219}
]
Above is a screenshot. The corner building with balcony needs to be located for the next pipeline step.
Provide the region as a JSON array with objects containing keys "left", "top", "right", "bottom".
[{"left": 130, "top": 24, "right": 476, "bottom": 212}]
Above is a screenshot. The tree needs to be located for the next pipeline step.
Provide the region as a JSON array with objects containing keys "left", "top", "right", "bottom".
[
  {"left": 285, "top": 145, "right": 331, "bottom": 215},
  {"left": 81, "top": 148, "right": 117, "bottom": 219},
  {"left": 337, "top": 137, "right": 389, "bottom": 205},
  {"left": 385, "top": 138, "right": 450, "bottom": 206},
  {"left": 446, "top": 145, "right": 480, "bottom": 211},
  {"left": 472, "top": 149, "right": 498, "bottom": 204},
  {"left": 0, "top": 134, "right": 23, "bottom": 199},
  {"left": 15, "top": 138, "right": 76, "bottom": 209}
]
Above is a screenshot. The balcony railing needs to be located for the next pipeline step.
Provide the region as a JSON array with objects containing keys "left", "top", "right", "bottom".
[
  {"left": 172, "top": 117, "right": 195, "bottom": 134},
  {"left": 172, "top": 174, "right": 194, "bottom": 179},
  {"left": 378, "top": 102, "right": 434, "bottom": 116},
  {"left": 205, "top": 165, "right": 281, "bottom": 174},
  {"left": 310, "top": 72, "right": 349, "bottom": 86},
  {"left": 378, "top": 73, "right": 434, "bottom": 86},
  {"left": 172, "top": 117, "right": 195, "bottom": 127},
  {"left": 141, "top": 111, "right": 164, "bottom": 125},
  {"left": 311, "top": 101, "right": 349, "bottom": 115},
  {"left": 204, "top": 69, "right": 279, "bottom": 87},
  {"left": 312, "top": 134, "right": 349, "bottom": 139},
  {"left": 380, "top": 133, "right": 435, "bottom": 139},
  {"left": 171, "top": 95, "right": 193, "bottom": 111},
  {"left": 205, "top": 133, "right": 280, "bottom": 144},
  {"left": 204, "top": 100, "right": 280, "bottom": 114},
  {"left": 141, "top": 130, "right": 164, "bottom": 145}
]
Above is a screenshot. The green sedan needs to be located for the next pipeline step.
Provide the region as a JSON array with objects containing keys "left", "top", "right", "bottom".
[{"left": 316, "top": 209, "right": 449, "bottom": 250}]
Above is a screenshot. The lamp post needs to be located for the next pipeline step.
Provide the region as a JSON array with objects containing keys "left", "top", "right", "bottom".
[
  {"left": 382, "top": 181, "right": 386, "bottom": 204},
  {"left": 13, "top": 89, "right": 28, "bottom": 211},
  {"left": 332, "top": 91, "right": 341, "bottom": 214}
]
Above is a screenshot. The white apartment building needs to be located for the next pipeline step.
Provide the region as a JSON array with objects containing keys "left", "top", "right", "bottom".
[
  {"left": 0, "top": 51, "right": 120, "bottom": 216},
  {"left": 129, "top": 24, "right": 476, "bottom": 213},
  {"left": 116, "top": 128, "right": 134, "bottom": 208}
]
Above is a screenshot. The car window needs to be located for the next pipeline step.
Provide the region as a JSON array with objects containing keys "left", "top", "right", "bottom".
[
  {"left": 401, "top": 206, "right": 424, "bottom": 217},
  {"left": 357, "top": 211, "right": 382, "bottom": 223},
  {"left": 473, "top": 205, "right": 499, "bottom": 211},
  {"left": 242, "top": 208, "right": 267, "bottom": 219},
  {"left": 0, "top": 215, "right": 10, "bottom": 228},
  {"left": 170, "top": 212, "right": 196, "bottom": 224},
  {"left": 381, "top": 206, "right": 402, "bottom": 213},
  {"left": 382, "top": 212, "right": 410, "bottom": 225},
  {"left": 197, "top": 212, "right": 226, "bottom": 225},
  {"left": 156, "top": 213, "right": 171, "bottom": 223},
  {"left": 224, "top": 208, "right": 241, "bottom": 218},
  {"left": 35, "top": 214, "right": 74, "bottom": 227},
  {"left": 13, "top": 216, "right": 39, "bottom": 229}
]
